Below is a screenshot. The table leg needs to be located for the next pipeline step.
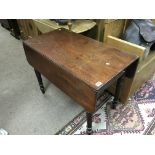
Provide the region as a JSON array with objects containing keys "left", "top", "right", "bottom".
[
  {"left": 112, "top": 71, "right": 125, "bottom": 109},
  {"left": 34, "top": 69, "right": 45, "bottom": 94},
  {"left": 86, "top": 112, "right": 93, "bottom": 135}
]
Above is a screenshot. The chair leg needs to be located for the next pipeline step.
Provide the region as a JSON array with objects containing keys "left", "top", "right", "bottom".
[
  {"left": 86, "top": 112, "right": 93, "bottom": 135},
  {"left": 112, "top": 71, "right": 125, "bottom": 109},
  {"left": 34, "top": 69, "right": 45, "bottom": 94}
]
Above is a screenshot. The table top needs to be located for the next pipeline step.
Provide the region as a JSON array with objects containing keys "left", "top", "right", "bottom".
[{"left": 24, "top": 29, "right": 138, "bottom": 90}]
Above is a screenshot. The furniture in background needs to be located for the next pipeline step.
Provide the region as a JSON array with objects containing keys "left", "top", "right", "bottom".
[
  {"left": 17, "top": 19, "right": 97, "bottom": 40},
  {"left": 102, "top": 19, "right": 155, "bottom": 103},
  {"left": 34, "top": 19, "right": 96, "bottom": 33},
  {"left": 0, "top": 19, "right": 20, "bottom": 39},
  {"left": 17, "top": 19, "right": 39, "bottom": 40},
  {"left": 23, "top": 29, "right": 139, "bottom": 134}
]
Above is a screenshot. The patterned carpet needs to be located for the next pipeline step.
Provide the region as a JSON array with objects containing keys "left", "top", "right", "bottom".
[{"left": 57, "top": 74, "right": 155, "bottom": 135}]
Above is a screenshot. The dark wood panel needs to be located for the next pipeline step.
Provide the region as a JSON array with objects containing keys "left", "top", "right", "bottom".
[{"left": 23, "top": 44, "right": 96, "bottom": 112}]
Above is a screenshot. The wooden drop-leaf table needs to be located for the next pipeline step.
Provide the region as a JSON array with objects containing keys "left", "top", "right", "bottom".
[{"left": 23, "top": 29, "right": 139, "bottom": 134}]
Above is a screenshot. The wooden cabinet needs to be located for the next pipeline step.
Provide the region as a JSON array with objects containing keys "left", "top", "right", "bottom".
[{"left": 96, "top": 19, "right": 128, "bottom": 42}]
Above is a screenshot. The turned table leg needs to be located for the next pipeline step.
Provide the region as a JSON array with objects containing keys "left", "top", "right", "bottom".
[
  {"left": 86, "top": 112, "right": 93, "bottom": 135},
  {"left": 34, "top": 69, "right": 45, "bottom": 94},
  {"left": 112, "top": 71, "right": 125, "bottom": 109}
]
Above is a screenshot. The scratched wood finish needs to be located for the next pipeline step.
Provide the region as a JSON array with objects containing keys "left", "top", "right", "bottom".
[{"left": 23, "top": 29, "right": 138, "bottom": 112}]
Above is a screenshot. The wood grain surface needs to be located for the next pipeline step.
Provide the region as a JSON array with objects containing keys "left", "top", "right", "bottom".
[
  {"left": 23, "top": 29, "right": 138, "bottom": 112},
  {"left": 24, "top": 29, "right": 138, "bottom": 90}
]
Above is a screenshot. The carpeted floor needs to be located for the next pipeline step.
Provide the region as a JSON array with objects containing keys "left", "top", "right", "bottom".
[
  {"left": 57, "top": 74, "right": 155, "bottom": 135},
  {"left": 0, "top": 26, "right": 83, "bottom": 134}
]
